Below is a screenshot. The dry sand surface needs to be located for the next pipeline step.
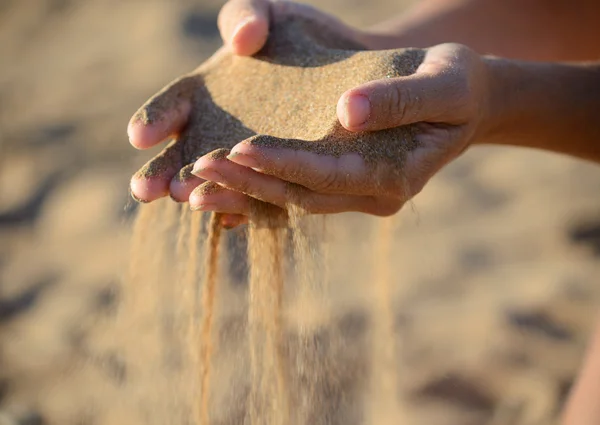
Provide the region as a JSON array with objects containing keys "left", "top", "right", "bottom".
[{"left": 2, "top": 0, "right": 600, "bottom": 424}]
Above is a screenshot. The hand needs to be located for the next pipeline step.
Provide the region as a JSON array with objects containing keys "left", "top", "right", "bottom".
[
  {"left": 128, "top": 0, "right": 495, "bottom": 225},
  {"left": 127, "top": 1, "right": 372, "bottom": 228},
  {"left": 189, "top": 43, "right": 493, "bottom": 218},
  {"left": 216, "top": 0, "right": 477, "bottom": 133},
  {"left": 217, "top": 0, "right": 366, "bottom": 56}
]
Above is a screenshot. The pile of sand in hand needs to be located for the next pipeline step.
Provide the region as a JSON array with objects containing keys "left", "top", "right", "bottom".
[{"left": 124, "top": 7, "right": 424, "bottom": 425}]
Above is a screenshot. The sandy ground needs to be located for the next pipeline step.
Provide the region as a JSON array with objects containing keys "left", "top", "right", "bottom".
[{"left": 1, "top": 0, "right": 600, "bottom": 424}]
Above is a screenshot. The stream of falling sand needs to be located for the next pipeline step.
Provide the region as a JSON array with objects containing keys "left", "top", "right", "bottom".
[
  {"left": 123, "top": 200, "right": 184, "bottom": 423},
  {"left": 247, "top": 203, "right": 288, "bottom": 425},
  {"left": 127, "top": 195, "right": 393, "bottom": 425},
  {"left": 368, "top": 216, "right": 400, "bottom": 424},
  {"left": 198, "top": 212, "right": 223, "bottom": 425},
  {"left": 185, "top": 209, "right": 204, "bottom": 422},
  {"left": 286, "top": 200, "right": 332, "bottom": 425}
]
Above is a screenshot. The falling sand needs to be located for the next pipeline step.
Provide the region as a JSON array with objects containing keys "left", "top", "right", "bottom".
[
  {"left": 125, "top": 6, "right": 424, "bottom": 425},
  {"left": 198, "top": 212, "right": 223, "bottom": 425}
]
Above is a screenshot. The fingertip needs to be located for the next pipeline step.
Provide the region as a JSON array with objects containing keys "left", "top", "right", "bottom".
[
  {"left": 170, "top": 175, "right": 204, "bottom": 203},
  {"left": 128, "top": 99, "right": 191, "bottom": 149},
  {"left": 230, "top": 16, "right": 269, "bottom": 56},
  {"left": 191, "top": 157, "right": 212, "bottom": 176},
  {"left": 336, "top": 92, "right": 351, "bottom": 130},
  {"left": 189, "top": 181, "right": 224, "bottom": 207},
  {"left": 127, "top": 120, "right": 157, "bottom": 150},
  {"left": 229, "top": 140, "right": 262, "bottom": 156},
  {"left": 337, "top": 90, "right": 371, "bottom": 132},
  {"left": 220, "top": 0, "right": 270, "bottom": 56},
  {"left": 221, "top": 214, "right": 248, "bottom": 229},
  {"left": 130, "top": 175, "right": 169, "bottom": 203},
  {"left": 188, "top": 190, "right": 204, "bottom": 209},
  {"left": 229, "top": 142, "right": 270, "bottom": 170}
]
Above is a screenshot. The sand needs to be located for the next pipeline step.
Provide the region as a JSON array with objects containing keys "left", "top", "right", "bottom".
[
  {"left": 127, "top": 11, "right": 429, "bottom": 424},
  {"left": 129, "top": 15, "right": 428, "bottom": 424},
  {"left": 197, "top": 212, "right": 223, "bottom": 424},
  {"left": 133, "top": 12, "right": 424, "bottom": 199},
  {"left": 3, "top": 1, "right": 600, "bottom": 425}
]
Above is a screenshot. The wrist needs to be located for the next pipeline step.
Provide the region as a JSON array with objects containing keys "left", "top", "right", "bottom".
[
  {"left": 475, "top": 57, "right": 600, "bottom": 162},
  {"left": 474, "top": 55, "right": 519, "bottom": 146}
]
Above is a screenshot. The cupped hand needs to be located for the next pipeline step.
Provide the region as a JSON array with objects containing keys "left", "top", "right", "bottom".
[
  {"left": 127, "top": 0, "right": 366, "bottom": 228},
  {"left": 189, "top": 43, "right": 493, "bottom": 218},
  {"left": 128, "top": 0, "right": 495, "bottom": 224}
]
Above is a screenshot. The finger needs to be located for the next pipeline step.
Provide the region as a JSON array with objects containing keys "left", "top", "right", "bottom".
[
  {"left": 221, "top": 213, "right": 248, "bottom": 229},
  {"left": 218, "top": 0, "right": 270, "bottom": 56},
  {"left": 226, "top": 136, "right": 396, "bottom": 196},
  {"left": 192, "top": 148, "right": 287, "bottom": 206},
  {"left": 130, "top": 140, "right": 183, "bottom": 202},
  {"left": 190, "top": 181, "right": 253, "bottom": 215},
  {"left": 170, "top": 163, "right": 205, "bottom": 202},
  {"left": 271, "top": 1, "right": 363, "bottom": 50},
  {"left": 192, "top": 150, "right": 397, "bottom": 215},
  {"left": 337, "top": 44, "right": 475, "bottom": 131},
  {"left": 401, "top": 122, "right": 469, "bottom": 197},
  {"left": 128, "top": 76, "right": 195, "bottom": 149},
  {"left": 191, "top": 183, "right": 288, "bottom": 226}
]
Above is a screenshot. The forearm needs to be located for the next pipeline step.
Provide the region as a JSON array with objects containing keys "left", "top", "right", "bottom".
[
  {"left": 562, "top": 318, "right": 600, "bottom": 425},
  {"left": 481, "top": 58, "right": 600, "bottom": 163},
  {"left": 359, "top": 0, "right": 600, "bottom": 61}
]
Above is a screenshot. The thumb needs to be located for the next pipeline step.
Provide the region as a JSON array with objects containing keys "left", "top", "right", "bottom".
[
  {"left": 218, "top": 0, "right": 270, "bottom": 56},
  {"left": 337, "top": 45, "right": 475, "bottom": 132}
]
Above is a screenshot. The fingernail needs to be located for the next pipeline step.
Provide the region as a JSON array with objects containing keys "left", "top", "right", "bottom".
[
  {"left": 221, "top": 215, "right": 241, "bottom": 229},
  {"left": 129, "top": 190, "right": 149, "bottom": 204},
  {"left": 191, "top": 162, "right": 223, "bottom": 181},
  {"left": 232, "top": 16, "right": 254, "bottom": 41},
  {"left": 227, "top": 152, "right": 260, "bottom": 169},
  {"left": 191, "top": 161, "right": 202, "bottom": 175},
  {"left": 344, "top": 94, "right": 371, "bottom": 128},
  {"left": 196, "top": 168, "right": 224, "bottom": 182},
  {"left": 191, "top": 203, "right": 216, "bottom": 212}
]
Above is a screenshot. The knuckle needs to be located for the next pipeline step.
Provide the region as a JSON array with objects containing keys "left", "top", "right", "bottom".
[
  {"left": 449, "top": 43, "right": 472, "bottom": 59},
  {"left": 276, "top": 157, "right": 301, "bottom": 183},
  {"left": 388, "top": 83, "right": 416, "bottom": 124},
  {"left": 450, "top": 70, "right": 473, "bottom": 110},
  {"left": 297, "top": 155, "right": 346, "bottom": 193},
  {"left": 314, "top": 168, "right": 343, "bottom": 192},
  {"left": 232, "top": 174, "right": 252, "bottom": 195},
  {"left": 443, "top": 45, "right": 480, "bottom": 112}
]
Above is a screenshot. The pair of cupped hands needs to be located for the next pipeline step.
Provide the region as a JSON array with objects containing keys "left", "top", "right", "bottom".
[{"left": 128, "top": 0, "right": 495, "bottom": 227}]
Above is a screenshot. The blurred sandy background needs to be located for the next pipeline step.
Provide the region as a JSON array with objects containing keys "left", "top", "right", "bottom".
[{"left": 2, "top": 0, "right": 600, "bottom": 424}]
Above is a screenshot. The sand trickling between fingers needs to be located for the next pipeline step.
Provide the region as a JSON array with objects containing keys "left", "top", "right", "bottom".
[
  {"left": 198, "top": 212, "right": 223, "bottom": 425},
  {"left": 368, "top": 217, "right": 401, "bottom": 424},
  {"left": 126, "top": 9, "right": 424, "bottom": 425},
  {"left": 247, "top": 202, "right": 288, "bottom": 425}
]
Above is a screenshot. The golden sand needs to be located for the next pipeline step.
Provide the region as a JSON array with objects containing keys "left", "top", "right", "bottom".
[
  {"left": 133, "top": 14, "right": 424, "bottom": 194},
  {"left": 127, "top": 10, "right": 425, "bottom": 425}
]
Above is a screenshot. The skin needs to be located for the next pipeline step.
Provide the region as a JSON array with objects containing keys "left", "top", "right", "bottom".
[
  {"left": 128, "top": 2, "right": 600, "bottom": 421},
  {"left": 129, "top": 0, "right": 600, "bottom": 221},
  {"left": 562, "top": 320, "right": 600, "bottom": 425}
]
